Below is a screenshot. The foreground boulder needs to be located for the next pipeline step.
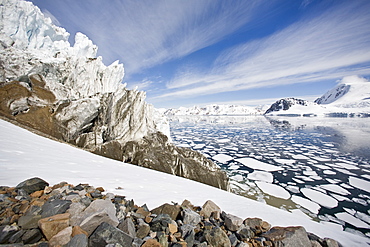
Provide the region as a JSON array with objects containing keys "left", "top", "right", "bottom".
[{"left": 0, "top": 178, "right": 343, "bottom": 247}]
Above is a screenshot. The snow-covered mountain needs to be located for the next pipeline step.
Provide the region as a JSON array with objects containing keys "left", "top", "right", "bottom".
[
  {"left": 0, "top": 0, "right": 228, "bottom": 190},
  {"left": 1, "top": 119, "right": 369, "bottom": 246},
  {"left": 265, "top": 76, "right": 370, "bottom": 117},
  {"left": 165, "top": 104, "right": 266, "bottom": 116}
]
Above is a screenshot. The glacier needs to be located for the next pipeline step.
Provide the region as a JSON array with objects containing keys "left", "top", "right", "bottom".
[{"left": 0, "top": 0, "right": 228, "bottom": 190}]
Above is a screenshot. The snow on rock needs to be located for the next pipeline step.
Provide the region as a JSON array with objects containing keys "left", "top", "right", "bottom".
[
  {"left": 0, "top": 0, "right": 228, "bottom": 190},
  {"left": 264, "top": 76, "right": 370, "bottom": 117}
]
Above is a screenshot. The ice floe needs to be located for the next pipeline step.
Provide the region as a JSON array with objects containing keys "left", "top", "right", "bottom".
[
  {"left": 291, "top": 195, "right": 321, "bottom": 214},
  {"left": 212, "top": 153, "right": 234, "bottom": 163},
  {"left": 247, "top": 171, "right": 274, "bottom": 183},
  {"left": 255, "top": 181, "right": 290, "bottom": 199},
  {"left": 349, "top": 176, "right": 370, "bottom": 193},
  {"left": 320, "top": 184, "right": 351, "bottom": 196},
  {"left": 235, "top": 158, "right": 284, "bottom": 172},
  {"left": 301, "top": 188, "right": 338, "bottom": 209},
  {"left": 335, "top": 212, "right": 370, "bottom": 229}
]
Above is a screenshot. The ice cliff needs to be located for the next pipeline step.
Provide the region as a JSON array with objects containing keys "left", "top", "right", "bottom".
[{"left": 0, "top": 0, "right": 229, "bottom": 190}]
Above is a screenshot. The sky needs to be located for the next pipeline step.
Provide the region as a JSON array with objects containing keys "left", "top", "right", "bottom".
[{"left": 29, "top": 0, "right": 370, "bottom": 109}]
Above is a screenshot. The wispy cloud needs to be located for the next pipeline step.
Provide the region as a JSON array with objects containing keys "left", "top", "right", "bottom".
[
  {"left": 158, "top": 1, "right": 370, "bottom": 100},
  {"left": 62, "top": 0, "right": 269, "bottom": 77}
]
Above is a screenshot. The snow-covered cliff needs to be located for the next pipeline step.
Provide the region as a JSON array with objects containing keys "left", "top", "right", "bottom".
[
  {"left": 0, "top": 0, "right": 228, "bottom": 190},
  {"left": 165, "top": 104, "right": 266, "bottom": 116},
  {"left": 264, "top": 76, "right": 370, "bottom": 117}
]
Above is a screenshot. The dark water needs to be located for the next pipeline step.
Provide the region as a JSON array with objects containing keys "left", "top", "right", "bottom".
[{"left": 169, "top": 116, "right": 370, "bottom": 238}]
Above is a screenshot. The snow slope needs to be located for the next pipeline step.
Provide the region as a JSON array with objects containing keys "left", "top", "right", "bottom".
[{"left": 0, "top": 119, "right": 369, "bottom": 246}]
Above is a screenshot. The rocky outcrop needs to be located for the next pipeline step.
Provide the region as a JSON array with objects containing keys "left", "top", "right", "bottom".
[
  {"left": 0, "top": 178, "right": 343, "bottom": 247},
  {"left": 0, "top": 0, "right": 228, "bottom": 190},
  {"left": 264, "top": 98, "right": 310, "bottom": 115}
]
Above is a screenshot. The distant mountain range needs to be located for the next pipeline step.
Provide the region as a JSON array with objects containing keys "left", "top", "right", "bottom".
[{"left": 165, "top": 75, "right": 370, "bottom": 117}]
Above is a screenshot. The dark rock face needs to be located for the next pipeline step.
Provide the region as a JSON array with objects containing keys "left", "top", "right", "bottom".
[
  {"left": 89, "top": 222, "right": 134, "bottom": 247},
  {"left": 117, "top": 132, "right": 229, "bottom": 190},
  {"left": 262, "top": 226, "right": 311, "bottom": 247},
  {"left": 15, "top": 177, "right": 49, "bottom": 194},
  {"left": 264, "top": 98, "right": 309, "bottom": 114}
]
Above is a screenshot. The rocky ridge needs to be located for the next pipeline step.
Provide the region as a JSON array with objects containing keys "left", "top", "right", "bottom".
[
  {"left": 0, "top": 177, "right": 343, "bottom": 247},
  {"left": 0, "top": 0, "right": 228, "bottom": 190}
]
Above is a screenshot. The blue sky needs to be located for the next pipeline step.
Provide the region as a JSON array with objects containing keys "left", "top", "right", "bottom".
[{"left": 30, "top": 0, "right": 370, "bottom": 108}]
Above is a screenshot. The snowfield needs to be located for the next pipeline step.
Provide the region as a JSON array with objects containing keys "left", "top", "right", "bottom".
[{"left": 0, "top": 119, "right": 369, "bottom": 246}]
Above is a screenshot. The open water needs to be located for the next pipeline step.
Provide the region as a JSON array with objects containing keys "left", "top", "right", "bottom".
[{"left": 169, "top": 116, "right": 370, "bottom": 238}]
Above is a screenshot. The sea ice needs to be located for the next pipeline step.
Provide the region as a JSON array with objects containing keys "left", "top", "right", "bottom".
[
  {"left": 212, "top": 154, "right": 233, "bottom": 164},
  {"left": 301, "top": 188, "right": 338, "bottom": 209},
  {"left": 274, "top": 159, "right": 296, "bottom": 165},
  {"left": 235, "top": 158, "right": 283, "bottom": 172},
  {"left": 291, "top": 154, "right": 309, "bottom": 160},
  {"left": 255, "top": 181, "right": 290, "bottom": 200},
  {"left": 320, "top": 184, "right": 351, "bottom": 196},
  {"left": 348, "top": 176, "right": 370, "bottom": 193},
  {"left": 336, "top": 162, "right": 359, "bottom": 170},
  {"left": 291, "top": 195, "right": 321, "bottom": 214},
  {"left": 247, "top": 171, "right": 273, "bottom": 183},
  {"left": 335, "top": 212, "right": 370, "bottom": 229},
  {"left": 323, "top": 170, "right": 336, "bottom": 175}
]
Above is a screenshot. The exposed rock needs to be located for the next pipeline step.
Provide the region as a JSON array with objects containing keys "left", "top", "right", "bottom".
[
  {"left": 18, "top": 215, "right": 42, "bottom": 229},
  {"left": 262, "top": 226, "right": 311, "bottom": 247},
  {"left": 236, "top": 225, "right": 255, "bottom": 241},
  {"left": 66, "top": 234, "right": 88, "bottom": 247},
  {"left": 118, "top": 217, "right": 136, "bottom": 238},
  {"left": 204, "top": 227, "right": 231, "bottom": 247},
  {"left": 224, "top": 213, "right": 243, "bottom": 231},
  {"left": 15, "top": 177, "right": 49, "bottom": 194},
  {"left": 200, "top": 200, "right": 221, "bottom": 219},
  {"left": 41, "top": 199, "right": 72, "bottom": 218},
  {"left": 151, "top": 203, "right": 181, "bottom": 221},
  {"left": 244, "top": 217, "right": 271, "bottom": 234},
  {"left": 38, "top": 213, "right": 70, "bottom": 240},
  {"left": 180, "top": 224, "right": 195, "bottom": 247},
  {"left": 182, "top": 208, "right": 201, "bottom": 226},
  {"left": 89, "top": 222, "right": 134, "bottom": 247},
  {"left": 0, "top": 225, "right": 19, "bottom": 244},
  {"left": 49, "top": 226, "right": 72, "bottom": 247},
  {"left": 21, "top": 228, "right": 43, "bottom": 244},
  {"left": 142, "top": 238, "right": 162, "bottom": 247},
  {"left": 79, "top": 199, "right": 119, "bottom": 235}
]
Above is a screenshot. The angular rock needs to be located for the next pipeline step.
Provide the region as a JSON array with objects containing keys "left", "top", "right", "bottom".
[
  {"left": 49, "top": 226, "right": 72, "bottom": 247},
  {"left": 244, "top": 217, "right": 271, "bottom": 234},
  {"left": 133, "top": 237, "right": 145, "bottom": 247},
  {"left": 204, "top": 227, "right": 231, "bottom": 247},
  {"left": 262, "top": 226, "right": 311, "bottom": 247},
  {"left": 18, "top": 215, "right": 42, "bottom": 229},
  {"left": 142, "top": 238, "right": 162, "bottom": 247},
  {"left": 150, "top": 214, "right": 172, "bottom": 232},
  {"left": 136, "top": 223, "right": 151, "bottom": 239},
  {"left": 8, "top": 229, "right": 26, "bottom": 244},
  {"left": 66, "top": 234, "right": 88, "bottom": 247},
  {"left": 183, "top": 208, "right": 202, "bottom": 226},
  {"left": 200, "top": 200, "right": 221, "bottom": 219},
  {"left": 224, "top": 213, "right": 243, "bottom": 231},
  {"left": 15, "top": 177, "right": 49, "bottom": 194},
  {"left": 180, "top": 224, "right": 195, "bottom": 247},
  {"left": 323, "top": 238, "right": 342, "bottom": 247},
  {"left": 151, "top": 203, "right": 181, "bottom": 220},
  {"left": 118, "top": 217, "right": 136, "bottom": 238},
  {"left": 21, "top": 228, "right": 43, "bottom": 244},
  {"left": 0, "top": 225, "right": 19, "bottom": 244},
  {"left": 79, "top": 199, "right": 119, "bottom": 235},
  {"left": 236, "top": 225, "right": 255, "bottom": 241},
  {"left": 41, "top": 199, "right": 72, "bottom": 218},
  {"left": 38, "top": 213, "right": 70, "bottom": 240},
  {"left": 88, "top": 222, "right": 133, "bottom": 247},
  {"left": 228, "top": 233, "right": 239, "bottom": 246},
  {"left": 67, "top": 202, "right": 87, "bottom": 226},
  {"left": 72, "top": 225, "right": 88, "bottom": 237}
]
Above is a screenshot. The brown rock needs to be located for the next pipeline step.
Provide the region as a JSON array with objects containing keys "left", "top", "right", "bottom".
[
  {"left": 137, "top": 207, "right": 151, "bottom": 217},
  {"left": 72, "top": 225, "right": 88, "bottom": 237},
  {"left": 168, "top": 223, "right": 178, "bottom": 234},
  {"left": 30, "top": 190, "right": 44, "bottom": 198},
  {"left": 142, "top": 238, "right": 162, "bottom": 247},
  {"left": 38, "top": 213, "right": 70, "bottom": 240},
  {"left": 151, "top": 203, "right": 181, "bottom": 220},
  {"left": 96, "top": 187, "right": 104, "bottom": 192},
  {"left": 30, "top": 198, "right": 45, "bottom": 207},
  {"left": 200, "top": 200, "right": 221, "bottom": 219},
  {"left": 49, "top": 226, "right": 72, "bottom": 247},
  {"left": 262, "top": 226, "right": 311, "bottom": 247}
]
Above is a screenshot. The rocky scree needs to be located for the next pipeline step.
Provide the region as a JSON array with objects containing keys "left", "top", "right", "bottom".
[{"left": 0, "top": 177, "right": 343, "bottom": 247}]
